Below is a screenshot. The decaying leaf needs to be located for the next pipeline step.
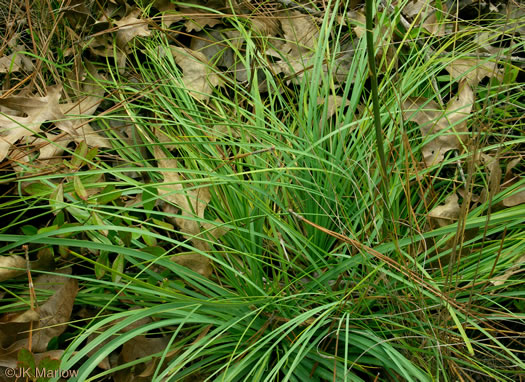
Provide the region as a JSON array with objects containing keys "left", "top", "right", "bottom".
[
  {"left": 403, "top": 81, "right": 474, "bottom": 165},
  {"left": 0, "top": 86, "right": 63, "bottom": 162},
  {"left": 502, "top": 157, "right": 525, "bottom": 207},
  {"left": 0, "top": 270, "right": 78, "bottom": 354},
  {"left": 58, "top": 64, "right": 111, "bottom": 149},
  {"left": 349, "top": 10, "right": 397, "bottom": 70},
  {"left": 0, "top": 71, "right": 110, "bottom": 164},
  {"left": 445, "top": 58, "right": 504, "bottom": 86},
  {"left": 491, "top": 254, "right": 525, "bottom": 286},
  {"left": 184, "top": 15, "right": 222, "bottom": 33},
  {"left": 0, "top": 249, "right": 55, "bottom": 283},
  {"left": 153, "top": 0, "right": 183, "bottom": 27},
  {"left": 401, "top": 0, "right": 445, "bottom": 36},
  {"left": 0, "top": 349, "right": 63, "bottom": 369},
  {"left": 86, "top": 33, "right": 127, "bottom": 72},
  {"left": 271, "top": 11, "right": 319, "bottom": 81},
  {"left": 114, "top": 9, "right": 151, "bottom": 50},
  {"left": 0, "top": 256, "right": 26, "bottom": 282},
  {"left": 428, "top": 193, "right": 460, "bottom": 228},
  {"left": 319, "top": 95, "right": 350, "bottom": 118},
  {"left": 169, "top": 46, "right": 221, "bottom": 102},
  {"left": 154, "top": 147, "right": 215, "bottom": 277},
  {"left": 0, "top": 49, "right": 33, "bottom": 74},
  {"left": 113, "top": 334, "right": 170, "bottom": 382},
  {"left": 178, "top": 0, "right": 225, "bottom": 32},
  {"left": 478, "top": 154, "right": 502, "bottom": 204}
]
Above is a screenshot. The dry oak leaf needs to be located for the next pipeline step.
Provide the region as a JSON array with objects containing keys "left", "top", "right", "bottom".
[
  {"left": 319, "top": 95, "right": 350, "bottom": 118},
  {"left": 445, "top": 58, "right": 504, "bottom": 86},
  {"left": 272, "top": 11, "right": 319, "bottom": 81},
  {"left": 153, "top": 0, "right": 183, "bottom": 27},
  {"left": 114, "top": 9, "right": 151, "bottom": 50},
  {"left": 184, "top": 15, "right": 222, "bottom": 33},
  {"left": 500, "top": 157, "right": 525, "bottom": 207},
  {"left": 403, "top": 81, "right": 474, "bottom": 165},
  {"left": 491, "top": 254, "right": 525, "bottom": 286},
  {"left": 0, "top": 270, "right": 78, "bottom": 353},
  {"left": 401, "top": 0, "right": 445, "bottom": 36},
  {"left": 57, "top": 65, "right": 111, "bottom": 149},
  {"left": 177, "top": 0, "right": 226, "bottom": 32},
  {"left": 349, "top": 11, "right": 397, "bottom": 69},
  {"left": 0, "top": 86, "right": 63, "bottom": 162},
  {"left": 169, "top": 46, "right": 221, "bottom": 102},
  {"left": 0, "top": 50, "right": 33, "bottom": 73},
  {"left": 154, "top": 147, "right": 223, "bottom": 277},
  {"left": 428, "top": 193, "right": 460, "bottom": 228},
  {"left": 0, "top": 249, "right": 54, "bottom": 282},
  {"left": 0, "top": 256, "right": 26, "bottom": 282}
]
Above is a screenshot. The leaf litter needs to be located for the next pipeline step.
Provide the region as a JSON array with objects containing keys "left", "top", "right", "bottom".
[{"left": 403, "top": 81, "right": 474, "bottom": 166}]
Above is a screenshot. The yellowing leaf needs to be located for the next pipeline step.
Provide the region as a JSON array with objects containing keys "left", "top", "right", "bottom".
[
  {"left": 403, "top": 81, "right": 474, "bottom": 165},
  {"left": 73, "top": 176, "right": 88, "bottom": 200}
]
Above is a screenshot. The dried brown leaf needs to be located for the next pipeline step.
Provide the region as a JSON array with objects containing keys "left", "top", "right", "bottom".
[
  {"left": 184, "top": 16, "right": 222, "bottom": 32},
  {"left": 349, "top": 10, "right": 396, "bottom": 70},
  {"left": 0, "top": 349, "right": 64, "bottom": 369},
  {"left": 318, "top": 95, "right": 350, "bottom": 118},
  {"left": 154, "top": 147, "right": 213, "bottom": 277},
  {"left": 428, "top": 193, "right": 460, "bottom": 228},
  {"left": 153, "top": 0, "right": 183, "bottom": 27},
  {"left": 491, "top": 254, "right": 525, "bottom": 286},
  {"left": 445, "top": 58, "right": 504, "bottom": 86},
  {"left": 0, "top": 270, "right": 77, "bottom": 353},
  {"left": 114, "top": 9, "right": 151, "bottom": 50},
  {"left": 280, "top": 11, "right": 318, "bottom": 53},
  {"left": 0, "top": 249, "right": 55, "bottom": 283},
  {"left": 28, "top": 272, "right": 78, "bottom": 352},
  {"left": 501, "top": 156, "right": 524, "bottom": 207},
  {"left": 269, "top": 11, "right": 319, "bottom": 81},
  {"left": 58, "top": 64, "right": 111, "bottom": 148},
  {"left": 0, "top": 256, "right": 26, "bottom": 282},
  {"left": 502, "top": 180, "right": 525, "bottom": 207},
  {"left": 0, "top": 86, "right": 63, "bottom": 162},
  {"left": 169, "top": 46, "right": 221, "bottom": 102},
  {"left": 403, "top": 81, "right": 474, "bottom": 165},
  {"left": 0, "top": 51, "right": 33, "bottom": 73}
]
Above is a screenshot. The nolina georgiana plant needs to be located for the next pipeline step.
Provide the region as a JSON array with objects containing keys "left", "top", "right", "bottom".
[{"left": 0, "top": 0, "right": 524, "bottom": 381}]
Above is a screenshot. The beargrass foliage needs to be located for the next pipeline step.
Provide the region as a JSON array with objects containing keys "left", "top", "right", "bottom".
[{"left": 0, "top": 0, "right": 524, "bottom": 381}]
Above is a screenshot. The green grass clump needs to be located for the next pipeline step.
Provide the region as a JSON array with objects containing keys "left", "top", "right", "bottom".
[{"left": 0, "top": 0, "right": 524, "bottom": 380}]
